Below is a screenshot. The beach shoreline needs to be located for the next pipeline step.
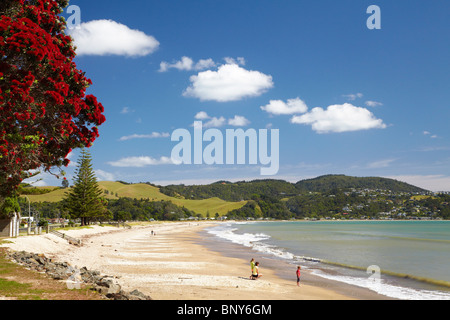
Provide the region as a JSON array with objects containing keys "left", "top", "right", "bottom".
[{"left": 0, "top": 221, "right": 389, "bottom": 300}]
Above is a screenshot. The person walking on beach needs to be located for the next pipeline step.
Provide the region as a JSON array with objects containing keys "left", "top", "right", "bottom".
[
  {"left": 251, "top": 262, "right": 262, "bottom": 280},
  {"left": 296, "top": 266, "right": 301, "bottom": 286}
]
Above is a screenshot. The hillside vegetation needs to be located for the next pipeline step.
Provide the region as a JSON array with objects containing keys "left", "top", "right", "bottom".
[
  {"left": 160, "top": 175, "right": 427, "bottom": 202},
  {"left": 20, "top": 175, "right": 445, "bottom": 221},
  {"left": 295, "top": 175, "right": 427, "bottom": 193},
  {"left": 22, "top": 181, "right": 246, "bottom": 216}
]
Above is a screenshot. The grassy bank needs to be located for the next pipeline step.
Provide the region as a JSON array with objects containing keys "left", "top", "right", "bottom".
[
  {"left": 0, "top": 246, "right": 102, "bottom": 300},
  {"left": 22, "top": 181, "right": 246, "bottom": 216}
]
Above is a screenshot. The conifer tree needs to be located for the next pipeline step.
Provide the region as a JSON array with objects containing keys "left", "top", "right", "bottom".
[{"left": 64, "top": 149, "right": 106, "bottom": 226}]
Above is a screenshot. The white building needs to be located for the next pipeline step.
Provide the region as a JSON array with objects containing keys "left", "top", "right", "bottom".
[{"left": 0, "top": 212, "right": 21, "bottom": 238}]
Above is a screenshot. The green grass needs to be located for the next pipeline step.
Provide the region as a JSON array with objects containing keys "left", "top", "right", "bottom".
[
  {"left": 410, "top": 195, "right": 437, "bottom": 200},
  {"left": 0, "top": 278, "right": 44, "bottom": 300},
  {"left": 0, "top": 251, "right": 45, "bottom": 299},
  {"left": 0, "top": 248, "right": 104, "bottom": 300},
  {"left": 22, "top": 181, "right": 247, "bottom": 216}
]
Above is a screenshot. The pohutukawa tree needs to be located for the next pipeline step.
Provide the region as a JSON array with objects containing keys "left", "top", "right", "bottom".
[{"left": 0, "top": 0, "right": 106, "bottom": 204}]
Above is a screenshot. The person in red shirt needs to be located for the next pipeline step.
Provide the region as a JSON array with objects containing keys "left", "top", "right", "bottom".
[{"left": 296, "top": 266, "right": 301, "bottom": 286}]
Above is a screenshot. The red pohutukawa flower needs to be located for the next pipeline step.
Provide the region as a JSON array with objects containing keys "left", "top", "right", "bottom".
[{"left": 0, "top": 0, "right": 106, "bottom": 198}]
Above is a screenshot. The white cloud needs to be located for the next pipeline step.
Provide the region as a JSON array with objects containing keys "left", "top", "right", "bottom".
[
  {"left": 183, "top": 64, "right": 274, "bottom": 102},
  {"left": 159, "top": 57, "right": 216, "bottom": 72},
  {"left": 108, "top": 156, "right": 173, "bottom": 167},
  {"left": 423, "top": 131, "right": 439, "bottom": 139},
  {"left": 367, "top": 158, "right": 397, "bottom": 169},
  {"left": 203, "top": 116, "right": 227, "bottom": 128},
  {"left": 23, "top": 170, "right": 59, "bottom": 187},
  {"left": 343, "top": 93, "right": 363, "bottom": 101},
  {"left": 119, "top": 132, "right": 170, "bottom": 141},
  {"left": 159, "top": 56, "right": 194, "bottom": 72},
  {"left": 159, "top": 56, "right": 246, "bottom": 73},
  {"left": 261, "top": 97, "right": 308, "bottom": 115},
  {"left": 228, "top": 115, "right": 250, "bottom": 127},
  {"left": 365, "top": 100, "right": 383, "bottom": 107},
  {"left": 194, "top": 111, "right": 210, "bottom": 120},
  {"left": 291, "top": 103, "right": 387, "bottom": 134},
  {"left": 195, "top": 58, "right": 216, "bottom": 70},
  {"left": 95, "top": 169, "right": 115, "bottom": 181},
  {"left": 68, "top": 20, "right": 159, "bottom": 57},
  {"left": 120, "top": 107, "right": 134, "bottom": 114},
  {"left": 23, "top": 178, "right": 48, "bottom": 187},
  {"left": 224, "top": 57, "right": 246, "bottom": 66},
  {"left": 192, "top": 112, "right": 250, "bottom": 128}
]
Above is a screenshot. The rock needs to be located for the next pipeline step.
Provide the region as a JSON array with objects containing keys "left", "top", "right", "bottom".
[
  {"left": 106, "top": 289, "right": 152, "bottom": 301},
  {"left": 48, "top": 272, "right": 65, "bottom": 281},
  {"left": 95, "top": 279, "right": 121, "bottom": 295},
  {"left": 128, "top": 289, "right": 151, "bottom": 300},
  {"left": 37, "top": 256, "right": 46, "bottom": 265},
  {"left": 106, "top": 291, "right": 128, "bottom": 300},
  {"left": 6, "top": 250, "right": 151, "bottom": 300}
]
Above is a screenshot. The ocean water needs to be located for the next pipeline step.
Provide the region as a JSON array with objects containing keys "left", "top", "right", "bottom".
[{"left": 206, "top": 220, "right": 450, "bottom": 300}]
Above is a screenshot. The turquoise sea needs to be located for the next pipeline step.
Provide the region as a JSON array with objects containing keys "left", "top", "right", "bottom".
[{"left": 206, "top": 220, "right": 450, "bottom": 300}]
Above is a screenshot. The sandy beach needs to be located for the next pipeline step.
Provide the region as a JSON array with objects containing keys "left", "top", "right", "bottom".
[{"left": 0, "top": 221, "right": 387, "bottom": 300}]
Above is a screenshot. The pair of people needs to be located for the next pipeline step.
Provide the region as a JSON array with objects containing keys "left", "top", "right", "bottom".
[
  {"left": 250, "top": 258, "right": 302, "bottom": 286},
  {"left": 250, "top": 258, "right": 262, "bottom": 280}
]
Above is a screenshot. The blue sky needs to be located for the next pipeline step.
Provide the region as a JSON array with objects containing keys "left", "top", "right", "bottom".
[{"left": 27, "top": 0, "right": 450, "bottom": 191}]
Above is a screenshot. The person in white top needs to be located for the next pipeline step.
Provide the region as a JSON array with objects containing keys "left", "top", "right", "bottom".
[{"left": 251, "top": 262, "right": 262, "bottom": 280}]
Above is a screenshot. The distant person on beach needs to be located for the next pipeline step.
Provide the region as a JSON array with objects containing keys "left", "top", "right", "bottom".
[
  {"left": 251, "top": 262, "right": 262, "bottom": 280},
  {"left": 296, "top": 266, "right": 301, "bottom": 286},
  {"left": 250, "top": 258, "right": 255, "bottom": 279}
]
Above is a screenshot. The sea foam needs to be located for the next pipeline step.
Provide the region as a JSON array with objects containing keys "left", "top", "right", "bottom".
[{"left": 207, "top": 223, "right": 450, "bottom": 300}]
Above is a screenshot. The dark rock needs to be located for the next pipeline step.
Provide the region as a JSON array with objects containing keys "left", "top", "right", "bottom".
[
  {"left": 6, "top": 250, "right": 152, "bottom": 300},
  {"left": 128, "top": 289, "right": 152, "bottom": 300}
]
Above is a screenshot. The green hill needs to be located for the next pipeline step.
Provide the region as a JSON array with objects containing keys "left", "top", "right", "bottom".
[
  {"left": 160, "top": 175, "right": 428, "bottom": 202},
  {"left": 160, "top": 179, "right": 300, "bottom": 202},
  {"left": 295, "top": 175, "right": 427, "bottom": 193},
  {"left": 22, "top": 175, "right": 427, "bottom": 217},
  {"left": 23, "top": 181, "right": 246, "bottom": 216}
]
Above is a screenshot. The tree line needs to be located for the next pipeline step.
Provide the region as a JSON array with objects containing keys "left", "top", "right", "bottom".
[
  {"left": 226, "top": 190, "right": 450, "bottom": 220},
  {"left": 159, "top": 175, "right": 427, "bottom": 202}
]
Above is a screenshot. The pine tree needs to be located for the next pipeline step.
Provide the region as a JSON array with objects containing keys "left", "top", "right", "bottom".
[{"left": 64, "top": 149, "right": 106, "bottom": 226}]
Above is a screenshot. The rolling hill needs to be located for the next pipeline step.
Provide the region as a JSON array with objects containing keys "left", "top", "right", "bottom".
[
  {"left": 159, "top": 175, "right": 428, "bottom": 201},
  {"left": 22, "top": 175, "right": 428, "bottom": 217},
  {"left": 295, "top": 175, "right": 428, "bottom": 193},
  {"left": 23, "top": 181, "right": 247, "bottom": 216}
]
